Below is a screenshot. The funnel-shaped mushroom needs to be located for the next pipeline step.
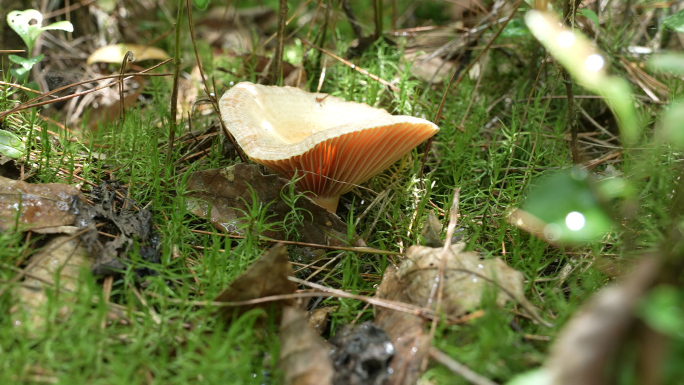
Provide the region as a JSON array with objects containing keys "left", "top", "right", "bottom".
[{"left": 219, "top": 82, "right": 439, "bottom": 212}]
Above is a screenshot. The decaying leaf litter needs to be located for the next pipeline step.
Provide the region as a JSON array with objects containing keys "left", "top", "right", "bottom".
[{"left": 2, "top": 0, "right": 684, "bottom": 384}]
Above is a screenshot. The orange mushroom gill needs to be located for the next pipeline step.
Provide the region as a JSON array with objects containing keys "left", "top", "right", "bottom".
[{"left": 219, "top": 82, "right": 439, "bottom": 212}]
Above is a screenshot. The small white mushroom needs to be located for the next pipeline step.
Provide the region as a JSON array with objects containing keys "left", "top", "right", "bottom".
[{"left": 219, "top": 82, "right": 439, "bottom": 212}]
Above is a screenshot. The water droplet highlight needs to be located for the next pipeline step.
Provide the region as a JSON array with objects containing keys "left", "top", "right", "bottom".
[{"left": 565, "top": 211, "right": 586, "bottom": 231}]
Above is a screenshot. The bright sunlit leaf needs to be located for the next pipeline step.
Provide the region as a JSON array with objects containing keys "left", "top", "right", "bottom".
[
  {"left": 6, "top": 9, "right": 73, "bottom": 54},
  {"left": 506, "top": 368, "right": 552, "bottom": 385},
  {"left": 524, "top": 10, "right": 640, "bottom": 145}
]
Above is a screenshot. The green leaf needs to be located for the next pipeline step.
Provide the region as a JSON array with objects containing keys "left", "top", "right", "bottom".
[
  {"left": 579, "top": 8, "right": 599, "bottom": 26},
  {"left": 649, "top": 53, "right": 684, "bottom": 75},
  {"left": 656, "top": 102, "right": 684, "bottom": 150},
  {"left": 0, "top": 130, "right": 26, "bottom": 159},
  {"left": 500, "top": 18, "right": 530, "bottom": 38},
  {"left": 9, "top": 67, "right": 29, "bottom": 82},
  {"left": 42, "top": 20, "right": 74, "bottom": 32},
  {"left": 8, "top": 54, "right": 44, "bottom": 71},
  {"left": 7, "top": 10, "right": 44, "bottom": 52},
  {"left": 193, "top": 0, "right": 211, "bottom": 10},
  {"left": 6, "top": 10, "right": 73, "bottom": 53},
  {"left": 664, "top": 9, "right": 684, "bottom": 33},
  {"left": 506, "top": 368, "right": 552, "bottom": 385},
  {"left": 638, "top": 286, "right": 684, "bottom": 340},
  {"left": 513, "top": 170, "right": 613, "bottom": 243}
]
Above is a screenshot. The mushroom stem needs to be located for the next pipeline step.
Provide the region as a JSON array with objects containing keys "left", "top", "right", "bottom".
[{"left": 310, "top": 195, "right": 340, "bottom": 213}]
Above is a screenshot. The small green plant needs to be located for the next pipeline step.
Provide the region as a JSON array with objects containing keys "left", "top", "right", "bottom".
[
  {"left": 280, "top": 174, "right": 313, "bottom": 241},
  {"left": 6, "top": 9, "right": 73, "bottom": 83}
]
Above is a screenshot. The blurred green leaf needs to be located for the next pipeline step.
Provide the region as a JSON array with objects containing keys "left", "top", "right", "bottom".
[
  {"left": 513, "top": 170, "right": 613, "bottom": 243},
  {"left": 596, "top": 177, "right": 634, "bottom": 200},
  {"left": 649, "top": 53, "right": 684, "bottom": 75},
  {"left": 657, "top": 102, "right": 684, "bottom": 149},
  {"left": 579, "top": 9, "right": 599, "bottom": 26},
  {"left": 501, "top": 19, "right": 530, "bottom": 38},
  {"left": 193, "top": 0, "right": 211, "bottom": 10},
  {"left": 506, "top": 368, "right": 552, "bottom": 385},
  {"left": 0, "top": 131, "right": 26, "bottom": 159},
  {"left": 524, "top": 10, "right": 641, "bottom": 145},
  {"left": 638, "top": 286, "right": 684, "bottom": 340},
  {"left": 664, "top": 9, "right": 684, "bottom": 33}
]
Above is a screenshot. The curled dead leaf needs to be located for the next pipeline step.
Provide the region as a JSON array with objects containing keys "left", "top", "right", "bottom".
[
  {"left": 185, "top": 164, "right": 361, "bottom": 247},
  {"left": 214, "top": 243, "right": 297, "bottom": 321},
  {"left": 279, "top": 306, "right": 334, "bottom": 385},
  {"left": 10, "top": 235, "right": 91, "bottom": 333},
  {"left": 0, "top": 175, "right": 83, "bottom": 233},
  {"left": 374, "top": 242, "right": 549, "bottom": 385}
]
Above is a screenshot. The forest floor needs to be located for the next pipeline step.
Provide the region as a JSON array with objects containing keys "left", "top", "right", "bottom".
[{"left": 1, "top": 1, "right": 683, "bottom": 384}]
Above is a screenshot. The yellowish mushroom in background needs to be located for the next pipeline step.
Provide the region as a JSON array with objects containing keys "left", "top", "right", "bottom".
[{"left": 219, "top": 82, "right": 439, "bottom": 212}]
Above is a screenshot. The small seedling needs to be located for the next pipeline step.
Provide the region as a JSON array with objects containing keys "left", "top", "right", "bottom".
[{"left": 6, "top": 9, "right": 73, "bottom": 82}]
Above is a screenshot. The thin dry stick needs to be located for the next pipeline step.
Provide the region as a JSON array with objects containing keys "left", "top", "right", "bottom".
[
  {"left": 273, "top": 0, "right": 289, "bottom": 85},
  {"left": 289, "top": 276, "right": 452, "bottom": 321},
  {"left": 300, "top": 38, "right": 400, "bottom": 92},
  {"left": 146, "top": 281, "right": 449, "bottom": 322},
  {"left": 118, "top": 50, "right": 135, "bottom": 134},
  {"left": 422, "top": 188, "right": 460, "bottom": 371},
  {"left": 0, "top": 81, "right": 43, "bottom": 94},
  {"left": 429, "top": 346, "right": 499, "bottom": 385},
  {"left": 166, "top": 0, "right": 184, "bottom": 168},
  {"left": 189, "top": 229, "right": 403, "bottom": 255},
  {"left": 419, "top": 0, "right": 523, "bottom": 184},
  {"left": 100, "top": 276, "right": 113, "bottom": 330}
]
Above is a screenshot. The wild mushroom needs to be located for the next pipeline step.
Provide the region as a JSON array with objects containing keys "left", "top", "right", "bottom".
[{"left": 219, "top": 82, "right": 439, "bottom": 212}]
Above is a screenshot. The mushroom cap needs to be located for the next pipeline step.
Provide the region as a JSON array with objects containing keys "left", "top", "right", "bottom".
[{"left": 219, "top": 82, "right": 439, "bottom": 205}]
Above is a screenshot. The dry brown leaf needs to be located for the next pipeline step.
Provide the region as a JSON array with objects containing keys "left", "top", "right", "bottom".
[
  {"left": 185, "top": 164, "right": 359, "bottom": 247},
  {"left": 544, "top": 256, "right": 661, "bottom": 385},
  {"left": 308, "top": 306, "right": 337, "bottom": 335},
  {"left": 10, "top": 235, "right": 91, "bottom": 332},
  {"left": 397, "top": 243, "right": 535, "bottom": 316},
  {"left": 0, "top": 175, "right": 83, "bottom": 233},
  {"left": 198, "top": 6, "right": 276, "bottom": 53},
  {"left": 87, "top": 44, "right": 170, "bottom": 65},
  {"left": 420, "top": 211, "right": 444, "bottom": 248},
  {"left": 86, "top": 76, "right": 144, "bottom": 130},
  {"left": 214, "top": 243, "right": 297, "bottom": 321},
  {"left": 405, "top": 52, "right": 455, "bottom": 84},
  {"left": 279, "top": 306, "right": 334, "bottom": 385},
  {"left": 374, "top": 263, "right": 430, "bottom": 385},
  {"left": 375, "top": 242, "right": 546, "bottom": 385}
]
